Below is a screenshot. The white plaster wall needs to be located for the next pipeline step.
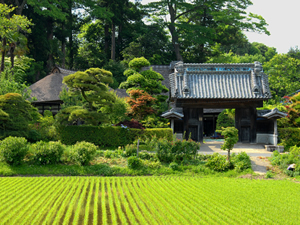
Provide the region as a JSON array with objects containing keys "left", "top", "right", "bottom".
[{"left": 256, "top": 133, "right": 277, "bottom": 145}]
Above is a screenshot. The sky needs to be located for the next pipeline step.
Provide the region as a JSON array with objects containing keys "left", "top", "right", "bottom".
[{"left": 136, "top": 0, "right": 300, "bottom": 54}]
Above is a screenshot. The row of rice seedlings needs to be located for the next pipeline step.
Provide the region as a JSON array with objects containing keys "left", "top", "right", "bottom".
[
  {"left": 62, "top": 178, "right": 86, "bottom": 225},
  {"left": 93, "top": 179, "right": 100, "bottom": 224},
  {"left": 0, "top": 178, "right": 49, "bottom": 223},
  {"left": 38, "top": 178, "right": 76, "bottom": 225},
  {"left": 0, "top": 177, "right": 37, "bottom": 208},
  {"left": 111, "top": 178, "right": 129, "bottom": 225},
  {"left": 181, "top": 178, "right": 252, "bottom": 224},
  {"left": 139, "top": 178, "right": 193, "bottom": 225},
  {"left": 73, "top": 178, "right": 90, "bottom": 224},
  {"left": 116, "top": 178, "right": 139, "bottom": 224},
  {"left": 107, "top": 178, "right": 118, "bottom": 224},
  {"left": 152, "top": 178, "right": 213, "bottom": 224},
  {"left": 128, "top": 178, "right": 164, "bottom": 224},
  {"left": 101, "top": 179, "right": 107, "bottom": 225},
  {"left": 52, "top": 177, "right": 81, "bottom": 225},
  {"left": 121, "top": 178, "right": 152, "bottom": 225},
  {"left": 11, "top": 178, "right": 63, "bottom": 225},
  {"left": 187, "top": 178, "right": 272, "bottom": 224},
  {"left": 83, "top": 178, "right": 95, "bottom": 225},
  {"left": 0, "top": 178, "right": 23, "bottom": 198},
  {"left": 206, "top": 179, "right": 276, "bottom": 224},
  {"left": 134, "top": 178, "right": 182, "bottom": 224}
]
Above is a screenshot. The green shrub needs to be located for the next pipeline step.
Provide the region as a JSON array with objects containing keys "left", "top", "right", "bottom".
[
  {"left": 206, "top": 153, "right": 230, "bottom": 171},
  {"left": 231, "top": 152, "right": 252, "bottom": 172},
  {"left": 216, "top": 109, "right": 235, "bottom": 130},
  {"left": 270, "top": 147, "right": 300, "bottom": 177},
  {"left": 127, "top": 156, "right": 143, "bottom": 169},
  {"left": 124, "top": 144, "right": 137, "bottom": 157},
  {"left": 27, "top": 129, "right": 42, "bottom": 142},
  {"left": 169, "top": 162, "right": 179, "bottom": 170},
  {"left": 138, "top": 151, "right": 152, "bottom": 160},
  {"left": 147, "top": 135, "right": 200, "bottom": 163},
  {"left": 143, "top": 160, "right": 161, "bottom": 169},
  {"left": 278, "top": 128, "right": 300, "bottom": 150},
  {"left": 69, "top": 141, "right": 98, "bottom": 166},
  {"left": 0, "top": 136, "right": 28, "bottom": 165},
  {"left": 265, "top": 171, "right": 275, "bottom": 178},
  {"left": 30, "top": 141, "right": 65, "bottom": 165},
  {"left": 128, "top": 57, "right": 150, "bottom": 71}
]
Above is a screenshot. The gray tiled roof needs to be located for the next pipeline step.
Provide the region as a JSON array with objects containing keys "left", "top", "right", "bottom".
[{"left": 170, "top": 62, "right": 271, "bottom": 100}]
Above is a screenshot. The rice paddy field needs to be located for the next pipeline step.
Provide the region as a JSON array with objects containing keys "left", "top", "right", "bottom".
[{"left": 0, "top": 176, "right": 300, "bottom": 225}]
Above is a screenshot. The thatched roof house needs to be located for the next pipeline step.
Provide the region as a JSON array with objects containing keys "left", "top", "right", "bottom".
[{"left": 29, "top": 67, "right": 128, "bottom": 115}]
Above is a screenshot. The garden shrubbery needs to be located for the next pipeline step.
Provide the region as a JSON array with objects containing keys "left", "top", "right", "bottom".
[
  {"left": 206, "top": 152, "right": 251, "bottom": 172},
  {"left": 68, "top": 141, "right": 98, "bottom": 166},
  {"left": 271, "top": 146, "right": 300, "bottom": 177},
  {"left": 278, "top": 128, "right": 300, "bottom": 150},
  {"left": 30, "top": 141, "right": 65, "bottom": 165},
  {"left": 0, "top": 136, "right": 29, "bottom": 165}
]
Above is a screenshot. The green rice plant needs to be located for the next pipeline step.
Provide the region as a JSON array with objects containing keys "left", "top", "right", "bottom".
[
  {"left": 18, "top": 178, "right": 66, "bottom": 225},
  {"left": 62, "top": 178, "right": 86, "bottom": 225},
  {"left": 121, "top": 178, "right": 151, "bottom": 224},
  {"left": 0, "top": 178, "right": 50, "bottom": 224},
  {"left": 133, "top": 178, "right": 176, "bottom": 224},
  {"left": 52, "top": 178, "right": 80, "bottom": 224},
  {"left": 0, "top": 178, "right": 37, "bottom": 211},
  {"left": 116, "top": 179, "right": 139, "bottom": 224},
  {"left": 101, "top": 179, "right": 107, "bottom": 225},
  {"left": 41, "top": 178, "right": 75, "bottom": 225},
  {"left": 111, "top": 178, "right": 128, "bottom": 224},
  {"left": 73, "top": 178, "right": 90, "bottom": 224},
  {"left": 139, "top": 178, "right": 190, "bottom": 224},
  {"left": 107, "top": 179, "right": 118, "bottom": 224},
  {"left": 93, "top": 179, "right": 100, "bottom": 225},
  {"left": 83, "top": 178, "right": 95, "bottom": 225}
]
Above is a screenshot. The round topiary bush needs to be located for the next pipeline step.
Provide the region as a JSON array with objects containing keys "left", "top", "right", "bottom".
[
  {"left": 31, "top": 141, "right": 65, "bottom": 165},
  {"left": 70, "top": 141, "right": 98, "bottom": 166},
  {"left": 169, "top": 162, "right": 179, "bottom": 171},
  {"left": 127, "top": 156, "right": 143, "bottom": 169},
  {"left": 0, "top": 136, "right": 29, "bottom": 165}
]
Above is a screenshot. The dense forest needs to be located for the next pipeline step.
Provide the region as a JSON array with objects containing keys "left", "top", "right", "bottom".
[{"left": 1, "top": 0, "right": 300, "bottom": 99}]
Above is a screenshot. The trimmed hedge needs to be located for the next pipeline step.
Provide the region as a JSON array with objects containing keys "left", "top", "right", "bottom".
[
  {"left": 278, "top": 128, "right": 300, "bottom": 150},
  {"left": 142, "top": 128, "right": 173, "bottom": 141},
  {"left": 57, "top": 126, "right": 173, "bottom": 147}
]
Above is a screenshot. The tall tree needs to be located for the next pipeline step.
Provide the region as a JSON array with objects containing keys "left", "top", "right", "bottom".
[
  {"left": 145, "top": 0, "right": 269, "bottom": 62},
  {"left": 264, "top": 54, "right": 300, "bottom": 99},
  {"left": 0, "top": 4, "right": 32, "bottom": 72}
]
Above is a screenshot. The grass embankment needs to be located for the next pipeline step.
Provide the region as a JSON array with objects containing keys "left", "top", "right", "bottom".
[{"left": 0, "top": 176, "right": 299, "bottom": 224}]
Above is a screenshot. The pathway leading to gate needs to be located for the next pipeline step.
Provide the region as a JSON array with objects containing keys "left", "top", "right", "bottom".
[{"left": 199, "top": 140, "right": 272, "bottom": 174}]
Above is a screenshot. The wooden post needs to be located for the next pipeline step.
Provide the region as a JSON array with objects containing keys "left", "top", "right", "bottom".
[
  {"left": 274, "top": 119, "right": 278, "bottom": 146},
  {"left": 137, "top": 139, "right": 139, "bottom": 157},
  {"left": 171, "top": 119, "right": 174, "bottom": 133}
]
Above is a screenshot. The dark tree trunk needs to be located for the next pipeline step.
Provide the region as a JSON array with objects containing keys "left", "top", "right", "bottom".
[
  {"left": 46, "top": 19, "right": 54, "bottom": 70},
  {"left": 168, "top": 3, "right": 183, "bottom": 61},
  {"left": 67, "top": 0, "right": 73, "bottom": 69},
  {"left": 9, "top": 43, "right": 16, "bottom": 69},
  {"left": 1, "top": 37, "right": 7, "bottom": 72},
  {"left": 111, "top": 23, "right": 116, "bottom": 61},
  {"left": 62, "top": 34, "right": 66, "bottom": 68},
  {"left": 104, "top": 24, "right": 109, "bottom": 57}
]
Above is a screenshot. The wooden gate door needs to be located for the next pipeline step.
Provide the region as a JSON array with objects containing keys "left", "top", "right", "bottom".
[
  {"left": 189, "top": 126, "right": 198, "bottom": 142},
  {"left": 241, "top": 127, "right": 250, "bottom": 143}
]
